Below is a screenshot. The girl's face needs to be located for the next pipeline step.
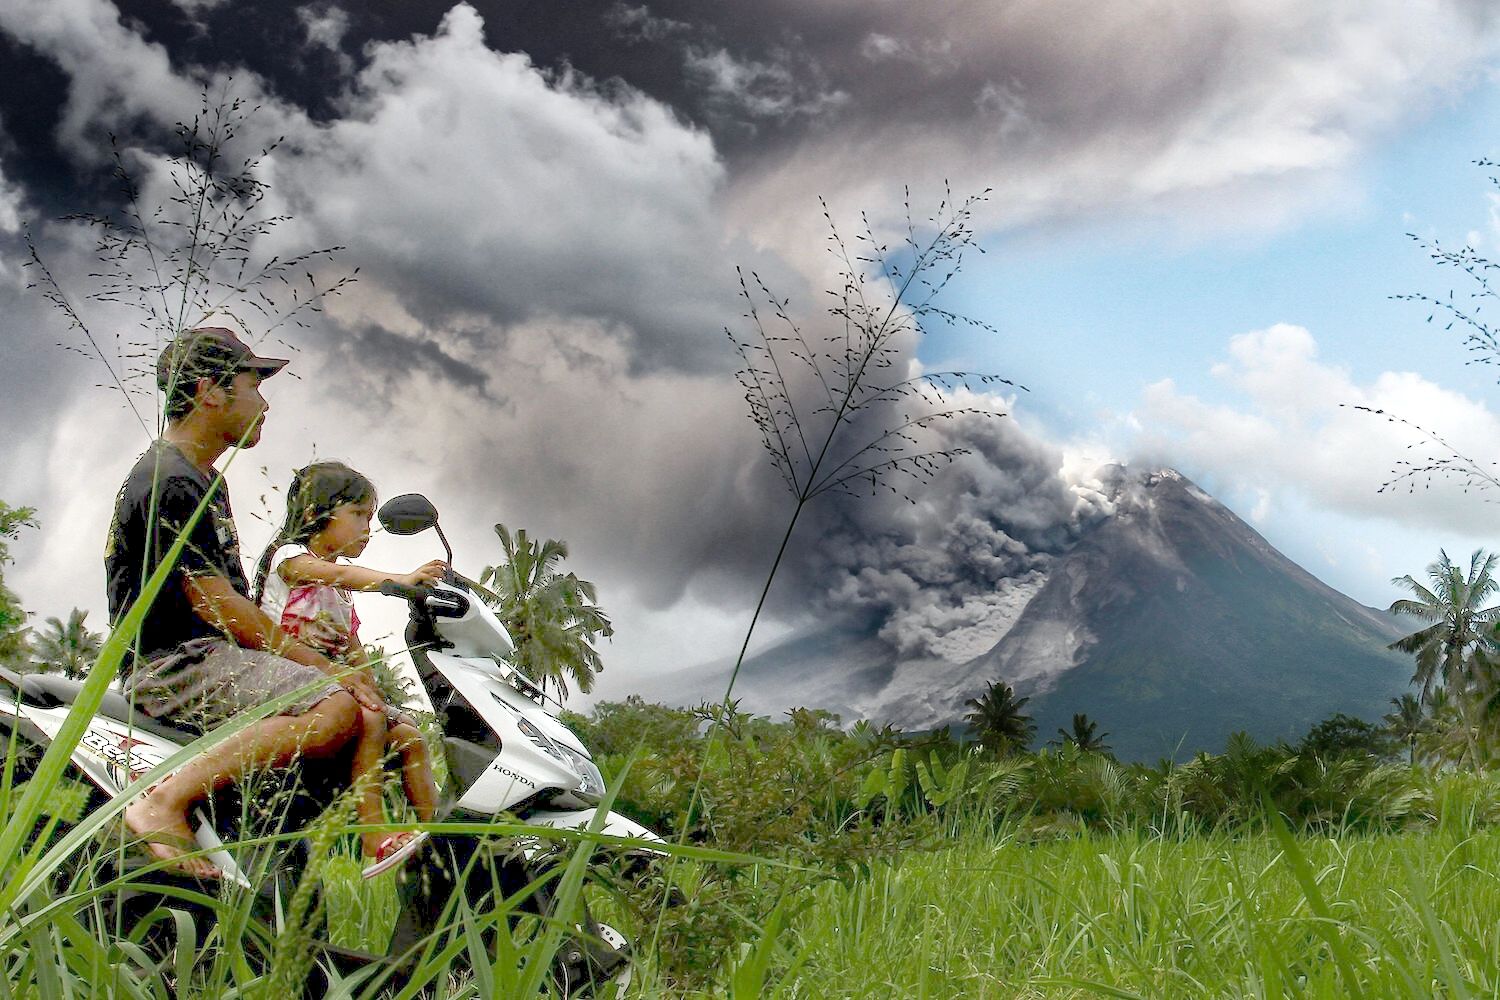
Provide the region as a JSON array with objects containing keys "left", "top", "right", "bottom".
[{"left": 315, "top": 499, "right": 375, "bottom": 558}]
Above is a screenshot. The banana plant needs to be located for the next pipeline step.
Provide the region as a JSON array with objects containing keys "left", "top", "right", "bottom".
[{"left": 915, "top": 751, "right": 971, "bottom": 809}]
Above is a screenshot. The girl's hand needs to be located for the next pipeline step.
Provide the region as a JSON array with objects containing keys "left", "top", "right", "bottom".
[{"left": 400, "top": 560, "right": 447, "bottom": 587}]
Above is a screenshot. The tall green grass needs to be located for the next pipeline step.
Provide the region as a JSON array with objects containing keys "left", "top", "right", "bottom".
[
  {"left": 14, "top": 678, "right": 1500, "bottom": 998},
  {"left": 640, "top": 813, "right": 1500, "bottom": 998}
]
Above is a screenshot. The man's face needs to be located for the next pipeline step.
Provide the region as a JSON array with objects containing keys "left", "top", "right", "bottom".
[{"left": 220, "top": 370, "right": 269, "bottom": 447}]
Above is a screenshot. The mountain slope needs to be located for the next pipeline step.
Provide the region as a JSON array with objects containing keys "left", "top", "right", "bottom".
[
  {"left": 970, "top": 470, "right": 1411, "bottom": 759},
  {"left": 627, "top": 468, "right": 1415, "bottom": 759}
]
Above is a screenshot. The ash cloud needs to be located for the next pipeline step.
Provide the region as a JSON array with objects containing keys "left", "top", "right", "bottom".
[
  {"left": 577, "top": 0, "right": 1500, "bottom": 240},
  {"left": 265, "top": 5, "right": 754, "bottom": 374},
  {"left": 776, "top": 409, "right": 1115, "bottom": 661},
  {"left": 2, "top": 0, "right": 1498, "bottom": 681}
]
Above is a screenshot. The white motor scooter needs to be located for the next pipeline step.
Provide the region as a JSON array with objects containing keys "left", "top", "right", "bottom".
[{"left": 0, "top": 492, "right": 658, "bottom": 992}]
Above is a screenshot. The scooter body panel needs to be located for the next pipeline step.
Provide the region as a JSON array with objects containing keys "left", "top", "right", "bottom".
[
  {"left": 431, "top": 651, "right": 594, "bottom": 814},
  {"left": 15, "top": 703, "right": 173, "bottom": 798},
  {"left": 3, "top": 700, "right": 253, "bottom": 884}
]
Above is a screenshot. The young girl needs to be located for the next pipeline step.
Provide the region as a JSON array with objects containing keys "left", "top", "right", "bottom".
[{"left": 252, "top": 462, "right": 447, "bottom": 874}]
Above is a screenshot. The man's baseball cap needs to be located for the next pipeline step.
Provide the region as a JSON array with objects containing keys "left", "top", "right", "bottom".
[{"left": 156, "top": 327, "right": 289, "bottom": 391}]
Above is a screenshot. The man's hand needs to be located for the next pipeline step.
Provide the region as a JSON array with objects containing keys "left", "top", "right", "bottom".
[
  {"left": 185, "top": 574, "right": 386, "bottom": 711},
  {"left": 342, "top": 672, "right": 385, "bottom": 713}
]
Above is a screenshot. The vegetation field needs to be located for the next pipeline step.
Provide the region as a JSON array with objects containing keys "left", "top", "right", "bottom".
[
  {"left": 618, "top": 821, "right": 1500, "bottom": 998},
  {"left": 215, "top": 692, "right": 1500, "bottom": 999},
  {"left": 305, "top": 784, "right": 1500, "bottom": 998}
]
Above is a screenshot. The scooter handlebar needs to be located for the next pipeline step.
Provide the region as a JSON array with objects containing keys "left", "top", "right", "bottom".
[
  {"left": 380, "top": 580, "right": 470, "bottom": 619},
  {"left": 379, "top": 580, "right": 432, "bottom": 602}
]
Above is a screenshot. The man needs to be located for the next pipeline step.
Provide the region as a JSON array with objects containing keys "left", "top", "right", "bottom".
[{"left": 105, "top": 327, "right": 381, "bottom": 877}]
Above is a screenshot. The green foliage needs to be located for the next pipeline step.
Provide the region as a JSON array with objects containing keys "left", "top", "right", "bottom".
[
  {"left": 27, "top": 609, "right": 103, "bottom": 680},
  {"left": 1384, "top": 693, "right": 1430, "bottom": 765},
  {"left": 1389, "top": 548, "right": 1500, "bottom": 768},
  {"left": 569, "top": 698, "right": 940, "bottom": 986},
  {"left": 1052, "top": 711, "right": 1112, "bottom": 754},
  {"left": 1299, "top": 711, "right": 1397, "bottom": 761},
  {"left": 579, "top": 698, "right": 1467, "bottom": 853},
  {"left": 0, "top": 502, "right": 37, "bottom": 670},
  {"left": 915, "top": 750, "right": 971, "bottom": 808},
  {"left": 478, "top": 522, "right": 612, "bottom": 699},
  {"left": 362, "top": 642, "right": 419, "bottom": 712},
  {"left": 561, "top": 694, "right": 700, "bottom": 760}
]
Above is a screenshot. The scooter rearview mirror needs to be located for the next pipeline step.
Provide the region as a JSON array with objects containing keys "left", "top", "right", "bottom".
[
  {"left": 378, "top": 493, "right": 457, "bottom": 571},
  {"left": 378, "top": 494, "right": 440, "bottom": 535}
]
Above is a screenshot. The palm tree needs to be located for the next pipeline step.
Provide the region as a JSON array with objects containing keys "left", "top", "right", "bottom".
[
  {"left": 1389, "top": 548, "right": 1500, "bottom": 767},
  {"left": 0, "top": 501, "right": 36, "bottom": 670},
  {"left": 28, "top": 608, "right": 102, "bottom": 679},
  {"left": 1053, "top": 713, "right": 1112, "bottom": 754},
  {"left": 963, "top": 681, "right": 1035, "bottom": 756},
  {"left": 478, "top": 523, "right": 613, "bottom": 699},
  {"left": 362, "top": 643, "right": 420, "bottom": 713},
  {"left": 1382, "top": 694, "right": 1428, "bottom": 766}
]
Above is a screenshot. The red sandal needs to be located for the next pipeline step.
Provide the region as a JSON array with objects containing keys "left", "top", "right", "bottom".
[{"left": 360, "top": 830, "right": 430, "bottom": 879}]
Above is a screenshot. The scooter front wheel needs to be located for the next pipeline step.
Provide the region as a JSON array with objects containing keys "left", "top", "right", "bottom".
[
  {"left": 594, "top": 923, "right": 633, "bottom": 991},
  {"left": 550, "top": 918, "right": 634, "bottom": 997}
]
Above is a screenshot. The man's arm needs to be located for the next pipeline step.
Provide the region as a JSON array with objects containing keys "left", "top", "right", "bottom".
[{"left": 184, "top": 573, "right": 384, "bottom": 710}]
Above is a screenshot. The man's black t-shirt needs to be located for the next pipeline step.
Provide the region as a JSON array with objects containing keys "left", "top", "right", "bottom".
[{"left": 104, "top": 441, "right": 249, "bottom": 668}]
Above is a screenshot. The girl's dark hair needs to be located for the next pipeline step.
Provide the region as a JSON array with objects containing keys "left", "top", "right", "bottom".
[{"left": 251, "top": 461, "right": 376, "bottom": 605}]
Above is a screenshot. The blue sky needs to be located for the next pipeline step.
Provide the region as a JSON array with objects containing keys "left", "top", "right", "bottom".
[
  {"left": 940, "top": 81, "right": 1500, "bottom": 411},
  {"left": 918, "top": 76, "right": 1500, "bottom": 607}
]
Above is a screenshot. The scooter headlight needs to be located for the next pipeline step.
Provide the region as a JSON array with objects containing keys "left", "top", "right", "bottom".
[{"left": 556, "top": 746, "right": 607, "bottom": 801}]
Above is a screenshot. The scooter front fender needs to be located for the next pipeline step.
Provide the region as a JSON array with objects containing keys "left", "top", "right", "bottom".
[{"left": 525, "top": 808, "right": 662, "bottom": 846}]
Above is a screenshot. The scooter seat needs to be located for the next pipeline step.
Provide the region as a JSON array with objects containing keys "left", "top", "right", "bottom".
[{"left": 10, "top": 673, "right": 200, "bottom": 744}]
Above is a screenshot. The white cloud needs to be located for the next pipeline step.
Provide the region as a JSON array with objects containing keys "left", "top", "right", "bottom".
[
  {"left": 166, "top": 0, "right": 228, "bottom": 14},
  {"left": 860, "top": 34, "right": 903, "bottom": 61},
  {"left": 0, "top": 159, "right": 21, "bottom": 235},
  {"left": 685, "top": 46, "right": 848, "bottom": 124},
  {"left": 0, "top": 0, "right": 214, "bottom": 165},
  {"left": 269, "top": 5, "right": 737, "bottom": 368},
  {"left": 605, "top": 4, "right": 690, "bottom": 43},
  {"left": 0, "top": 155, "right": 27, "bottom": 290},
  {"left": 1250, "top": 489, "right": 1272, "bottom": 524},
  {"left": 1132, "top": 323, "right": 1500, "bottom": 534}
]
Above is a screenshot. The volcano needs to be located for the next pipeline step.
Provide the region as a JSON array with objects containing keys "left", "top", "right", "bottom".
[{"left": 629, "top": 468, "right": 1413, "bottom": 760}]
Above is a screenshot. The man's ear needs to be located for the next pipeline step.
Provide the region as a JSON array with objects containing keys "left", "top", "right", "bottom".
[{"left": 195, "top": 376, "right": 226, "bottom": 410}]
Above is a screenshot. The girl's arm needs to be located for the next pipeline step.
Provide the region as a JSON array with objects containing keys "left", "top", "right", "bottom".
[{"left": 278, "top": 554, "right": 448, "bottom": 593}]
